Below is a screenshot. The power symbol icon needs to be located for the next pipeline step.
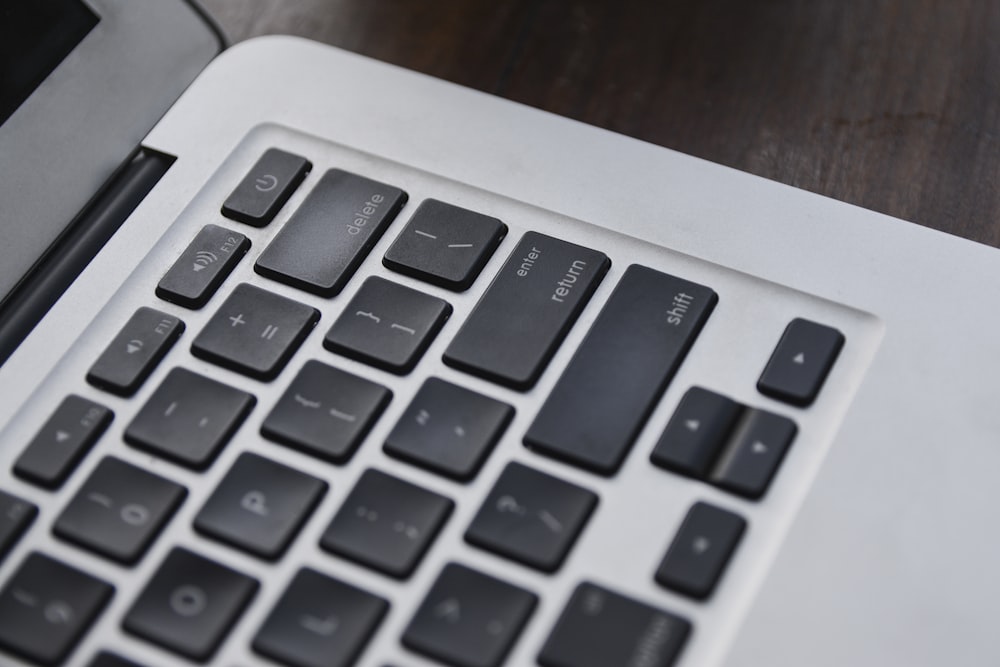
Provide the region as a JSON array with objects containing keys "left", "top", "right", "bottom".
[{"left": 255, "top": 174, "right": 279, "bottom": 192}]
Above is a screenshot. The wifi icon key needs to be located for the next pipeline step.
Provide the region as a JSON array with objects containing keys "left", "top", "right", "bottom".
[{"left": 157, "top": 224, "right": 251, "bottom": 309}]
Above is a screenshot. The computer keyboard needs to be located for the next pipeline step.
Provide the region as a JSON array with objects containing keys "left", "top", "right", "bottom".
[{"left": 0, "top": 125, "right": 880, "bottom": 667}]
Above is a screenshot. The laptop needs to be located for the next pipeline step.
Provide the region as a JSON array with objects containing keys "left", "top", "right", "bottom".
[{"left": 1, "top": 1, "right": 997, "bottom": 666}]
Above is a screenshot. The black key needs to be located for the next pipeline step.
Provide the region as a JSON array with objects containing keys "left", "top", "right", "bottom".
[
  {"left": 87, "top": 652, "right": 146, "bottom": 667},
  {"left": 384, "top": 377, "right": 514, "bottom": 481},
  {"left": 0, "top": 552, "right": 114, "bottom": 666},
  {"left": 465, "top": 462, "right": 597, "bottom": 573},
  {"left": 124, "top": 367, "right": 255, "bottom": 470},
  {"left": 262, "top": 360, "right": 392, "bottom": 463},
  {"left": 525, "top": 265, "right": 717, "bottom": 475},
  {"left": 123, "top": 547, "right": 258, "bottom": 662},
  {"left": 192, "top": 283, "right": 319, "bottom": 381},
  {"left": 86, "top": 307, "right": 184, "bottom": 396},
  {"left": 320, "top": 468, "right": 453, "bottom": 578},
  {"left": 324, "top": 277, "right": 452, "bottom": 374},
  {"left": 757, "top": 318, "right": 845, "bottom": 407},
  {"left": 13, "top": 394, "right": 112, "bottom": 489},
  {"left": 383, "top": 199, "right": 507, "bottom": 291},
  {"left": 156, "top": 225, "right": 251, "bottom": 309},
  {"left": 54, "top": 457, "right": 186, "bottom": 564},
  {"left": 221, "top": 148, "right": 311, "bottom": 227},
  {"left": 402, "top": 563, "right": 537, "bottom": 667},
  {"left": 252, "top": 567, "right": 389, "bottom": 667},
  {"left": 655, "top": 501, "right": 746, "bottom": 599},
  {"left": 443, "top": 232, "right": 609, "bottom": 390},
  {"left": 255, "top": 169, "right": 407, "bottom": 296},
  {"left": 711, "top": 409, "right": 797, "bottom": 499},
  {"left": 194, "top": 452, "right": 327, "bottom": 560},
  {"left": 538, "top": 582, "right": 690, "bottom": 667},
  {"left": 0, "top": 490, "right": 37, "bottom": 564},
  {"left": 650, "top": 387, "right": 743, "bottom": 479}
]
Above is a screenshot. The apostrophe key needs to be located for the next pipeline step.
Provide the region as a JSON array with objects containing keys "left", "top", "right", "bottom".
[{"left": 221, "top": 148, "right": 311, "bottom": 227}]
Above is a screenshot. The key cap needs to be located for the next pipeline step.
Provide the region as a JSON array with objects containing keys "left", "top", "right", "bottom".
[
  {"left": 194, "top": 452, "right": 327, "bottom": 560},
  {"left": 123, "top": 547, "right": 258, "bottom": 662},
  {"left": 13, "top": 394, "right": 112, "bottom": 489},
  {"left": 87, "top": 652, "right": 145, "bottom": 667},
  {"left": 443, "top": 232, "right": 609, "bottom": 390},
  {"left": 0, "top": 490, "right": 37, "bottom": 564},
  {"left": 252, "top": 567, "right": 389, "bottom": 667},
  {"left": 192, "top": 283, "right": 319, "bottom": 381},
  {"left": 710, "top": 409, "right": 797, "bottom": 499},
  {"left": 124, "top": 367, "right": 255, "bottom": 470},
  {"left": 650, "top": 387, "right": 743, "bottom": 479},
  {"left": 86, "top": 307, "right": 184, "bottom": 396},
  {"left": 758, "top": 318, "right": 845, "bottom": 406},
  {"left": 655, "top": 501, "right": 746, "bottom": 599},
  {"left": 320, "top": 468, "right": 454, "bottom": 578},
  {"left": 465, "top": 462, "right": 598, "bottom": 573},
  {"left": 383, "top": 199, "right": 507, "bottom": 291},
  {"left": 156, "top": 225, "right": 250, "bottom": 309},
  {"left": 0, "top": 552, "right": 114, "bottom": 666},
  {"left": 384, "top": 377, "right": 514, "bottom": 481},
  {"left": 255, "top": 169, "right": 407, "bottom": 296},
  {"left": 538, "top": 582, "right": 690, "bottom": 667},
  {"left": 324, "top": 277, "right": 452, "bottom": 374},
  {"left": 261, "top": 360, "right": 392, "bottom": 463},
  {"left": 402, "top": 563, "right": 537, "bottom": 667},
  {"left": 525, "top": 264, "right": 717, "bottom": 475},
  {"left": 221, "top": 148, "right": 311, "bottom": 227},
  {"left": 54, "top": 457, "right": 186, "bottom": 565}
]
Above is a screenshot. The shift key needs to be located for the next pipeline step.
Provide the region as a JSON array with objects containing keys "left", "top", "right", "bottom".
[
  {"left": 444, "top": 232, "right": 610, "bottom": 390},
  {"left": 255, "top": 169, "right": 407, "bottom": 297}
]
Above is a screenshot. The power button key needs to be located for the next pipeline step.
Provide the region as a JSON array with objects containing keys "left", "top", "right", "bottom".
[{"left": 221, "top": 148, "right": 311, "bottom": 227}]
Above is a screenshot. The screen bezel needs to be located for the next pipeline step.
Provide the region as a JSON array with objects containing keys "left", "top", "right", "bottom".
[{"left": 0, "top": 0, "right": 222, "bottom": 309}]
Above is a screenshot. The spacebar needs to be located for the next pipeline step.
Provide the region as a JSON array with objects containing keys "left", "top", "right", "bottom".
[{"left": 524, "top": 265, "right": 717, "bottom": 475}]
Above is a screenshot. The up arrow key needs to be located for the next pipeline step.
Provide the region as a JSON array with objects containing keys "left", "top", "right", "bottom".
[
  {"left": 684, "top": 419, "right": 701, "bottom": 432},
  {"left": 751, "top": 441, "right": 768, "bottom": 455}
]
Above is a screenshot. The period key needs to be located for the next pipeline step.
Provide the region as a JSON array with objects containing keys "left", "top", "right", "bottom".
[{"left": 443, "top": 232, "right": 609, "bottom": 390}]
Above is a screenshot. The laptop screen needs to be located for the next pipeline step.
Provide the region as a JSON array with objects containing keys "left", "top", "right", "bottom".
[{"left": 0, "top": 0, "right": 99, "bottom": 125}]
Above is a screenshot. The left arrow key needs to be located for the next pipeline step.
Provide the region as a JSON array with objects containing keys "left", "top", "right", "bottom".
[{"left": 87, "top": 307, "right": 184, "bottom": 397}]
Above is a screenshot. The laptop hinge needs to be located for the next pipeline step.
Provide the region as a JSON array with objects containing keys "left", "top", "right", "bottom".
[{"left": 0, "top": 146, "right": 175, "bottom": 367}]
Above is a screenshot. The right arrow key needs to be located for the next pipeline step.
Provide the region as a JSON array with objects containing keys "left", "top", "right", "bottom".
[{"left": 757, "top": 318, "right": 845, "bottom": 407}]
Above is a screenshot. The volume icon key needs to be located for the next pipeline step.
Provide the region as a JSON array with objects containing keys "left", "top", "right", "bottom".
[
  {"left": 193, "top": 251, "right": 219, "bottom": 272},
  {"left": 157, "top": 225, "right": 251, "bottom": 309}
]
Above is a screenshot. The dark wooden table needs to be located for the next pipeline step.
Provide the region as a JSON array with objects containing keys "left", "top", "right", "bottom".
[{"left": 200, "top": 0, "right": 1000, "bottom": 248}]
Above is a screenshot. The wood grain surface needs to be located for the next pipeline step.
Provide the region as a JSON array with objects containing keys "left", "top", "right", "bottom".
[{"left": 200, "top": 0, "right": 1000, "bottom": 247}]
